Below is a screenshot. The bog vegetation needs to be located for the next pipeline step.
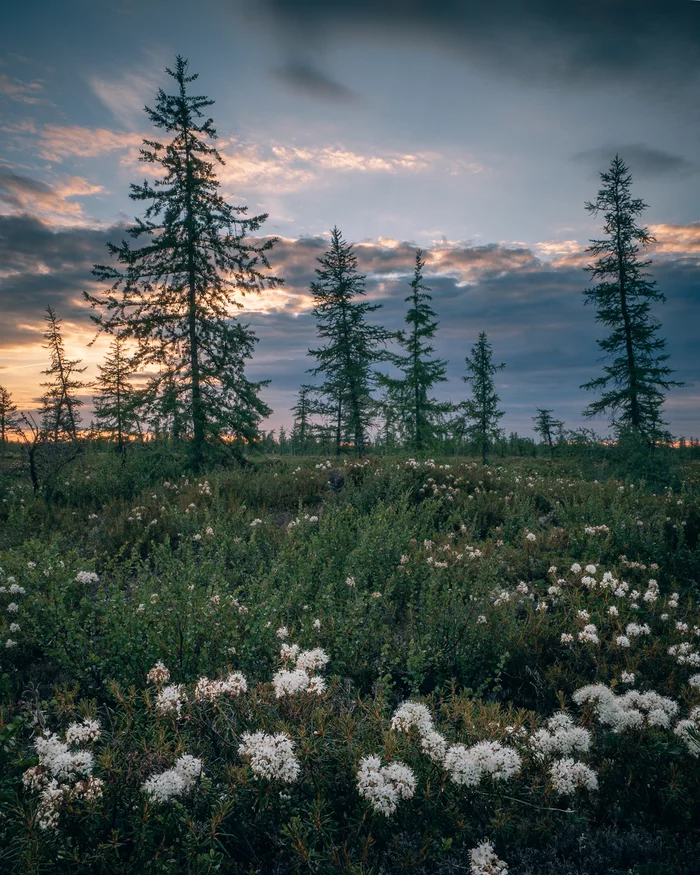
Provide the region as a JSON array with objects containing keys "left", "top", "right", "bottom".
[
  {"left": 1, "top": 449, "right": 700, "bottom": 874},
  {"left": 1, "top": 57, "right": 699, "bottom": 874}
]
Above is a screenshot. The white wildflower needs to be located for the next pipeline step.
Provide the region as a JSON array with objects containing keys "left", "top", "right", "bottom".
[
  {"left": 469, "top": 839, "right": 508, "bottom": 875},
  {"left": 295, "top": 648, "right": 330, "bottom": 673},
  {"left": 443, "top": 741, "right": 521, "bottom": 787},
  {"left": 391, "top": 702, "right": 434, "bottom": 735},
  {"left": 155, "top": 684, "right": 185, "bottom": 717},
  {"left": 549, "top": 758, "right": 598, "bottom": 795},
  {"left": 143, "top": 754, "right": 203, "bottom": 803},
  {"left": 356, "top": 755, "right": 416, "bottom": 816},
  {"left": 146, "top": 661, "right": 170, "bottom": 685},
  {"left": 529, "top": 712, "right": 591, "bottom": 758},
  {"left": 65, "top": 719, "right": 101, "bottom": 745},
  {"left": 239, "top": 732, "right": 300, "bottom": 783}
]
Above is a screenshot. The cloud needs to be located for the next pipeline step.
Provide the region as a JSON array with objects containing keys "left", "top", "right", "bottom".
[
  {"left": 0, "top": 72, "right": 43, "bottom": 104},
  {"left": 649, "top": 222, "right": 700, "bottom": 258},
  {"left": 88, "top": 64, "right": 164, "bottom": 130},
  {"left": 255, "top": 0, "right": 700, "bottom": 96},
  {"left": 270, "top": 62, "right": 358, "bottom": 102},
  {"left": 572, "top": 144, "right": 698, "bottom": 179},
  {"left": 37, "top": 124, "right": 143, "bottom": 163},
  {"left": 0, "top": 168, "right": 104, "bottom": 226},
  {"left": 0, "top": 216, "right": 698, "bottom": 434},
  {"left": 213, "top": 140, "right": 477, "bottom": 196}
]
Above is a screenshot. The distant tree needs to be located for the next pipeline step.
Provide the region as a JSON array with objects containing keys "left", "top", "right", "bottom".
[
  {"left": 533, "top": 407, "right": 564, "bottom": 457},
  {"left": 308, "top": 227, "right": 388, "bottom": 457},
  {"left": 377, "top": 250, "right": 452, "bottom": 450},
  {"left": 87, "top": 56, "right": 281, "bottom": 466},
  {"left": 458, "top": 332, "right": 505, "bottom": 462},
  {"left": 291, "top": 385, "right": 316, "bottom": 455},
  {"left": 581, "top": 155, "right": 682, "bottom": 444},
  {"left": 40, "top": 306, "right": 89, "bottom": 442},
  {"left": 93, "top": 337, "right": 137, "bottom": 454},
  {"left": 0, "top": 385, "right": 19, "bottom": 462}
]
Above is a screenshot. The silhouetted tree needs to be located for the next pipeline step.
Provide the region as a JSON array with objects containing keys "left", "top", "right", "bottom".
[
  {"left": 93, "top": 337, "right": 137, "bottom": 454},
  {"left": 308, "top": 227, "right": 388, "bottom": 457},
  {"left": 581, "top": 155, "right": 682, "bottom": 443},
  {"left": 40, "top": 306, "right": 89, "bottom": 441},
  {"left": 377, "top": 250, "right": 451, "bottom": 450},
  {"left": 87, "top": 56, "right": 280, "bottom": 466},
  {"left": 291, "top": 385, "right": 316, "bottom": 455},
  {"left": 0, "top": 385, "right": 19, "bottom": 462},
  {"left": 458, "top": 332, "right": 505, "bottom": 462},
  {"left": 533, "top": 407, "right": 564, "bottom": 457}
]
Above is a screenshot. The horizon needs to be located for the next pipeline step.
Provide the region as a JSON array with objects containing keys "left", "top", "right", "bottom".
[{"left": 1, "top": 0, "right": 699, "bottom": 440}]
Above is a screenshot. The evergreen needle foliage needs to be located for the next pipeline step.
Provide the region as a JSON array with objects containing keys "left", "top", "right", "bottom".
[
  {"left": 86, "top": 56, "right": 282, "bottom": 466},
  {"left": 458, "top": 332, "right": 506, "bottom": 462},
  {"left": 0, "top": 385, "right": 19, "bottom": 462},
  {"left": 92, "top": 338, "right": 138, "bottom": 453},
  {"left": 581, "top": 155, "right": 682, "bottom": 444},
  {"left": 377, "top": 250, "right": 452, "bottom": 451},
  {"left": 533, "top": 407, "right": 564, "bottom": 457},
  {"left": 39, "top": 306, "right": 89, "bottom": 442},
  {"left": 291, "top": 385, "right": 316, "bottom": 455},
  {"left": 308, "top": 227, "right": 389, "bottom": 457}
]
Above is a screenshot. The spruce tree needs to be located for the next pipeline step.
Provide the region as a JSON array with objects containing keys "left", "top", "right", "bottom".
[
  {"left": 533, "top": 407, "right": 564, "bottom": 457},
  {"left": 40, "top": 306, "right": 89, "bottom": 441},
  {"left": 458, "top": 332, "right": 505, "bottom": 462},
  {"left": 377, "top": 250, "right": 451, "bottom": 451},
  {"left": 0, "top": 385, "right": 19, "bottom": 462},
  {"left": 308, "top": 227, "right": 388, "bottom": 457},
  {"left": 291, "top": 385, "right": 316, "bottom": 455},
  {"left": 87, "top": 56, "right": 281, "bottom": 465},
  {"left": 581, "top": 155, "right": 682, "bottom": 443},
  {"left": 93, "top": 337, "right": 137, "bottom": 453}
]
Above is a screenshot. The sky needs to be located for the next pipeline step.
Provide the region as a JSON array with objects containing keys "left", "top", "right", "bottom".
[{"left": 1, "top": 0, "right": 699, "bottom": 439}]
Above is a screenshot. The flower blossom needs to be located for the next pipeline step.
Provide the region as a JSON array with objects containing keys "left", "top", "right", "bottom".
[{"left": 356, "top": 755, "right": 416, "bottom": 816}]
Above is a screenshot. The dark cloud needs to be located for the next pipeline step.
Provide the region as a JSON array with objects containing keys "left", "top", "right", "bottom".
[
  {"left": 270, "top": 62, "right": 358, "bottom": 102},
  {"left": 257, "top": 0, "right": 700, "bottom": 96},
  {"left": 572, "top": 144, "right": 698, "bottom": 179},
  {"left": 0, "top": 213, "right": 114, "bottom": 342}
]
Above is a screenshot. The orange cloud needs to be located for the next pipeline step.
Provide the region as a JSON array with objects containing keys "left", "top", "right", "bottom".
[
  {"left": 649, "top": 222, "right": 700, "bottom": 258},
  {"left": 37, "top": 124, "right": 143, "bottom": 162},
  {"left": 0, "top": 169, "right": 104, "bottom": 227},
  {"left": 0, "top": 73, "right": 43, "bottom": 104}
]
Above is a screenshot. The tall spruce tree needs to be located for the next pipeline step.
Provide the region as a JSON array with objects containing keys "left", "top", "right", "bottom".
[
  {"left": 0, "top": 385, "right": 19, "bottom": 462},
  {"left": 377, "top": 250, "right": 451, "bottom": 450},
  {"left": 87, "top": 57, "right": 281, "bottom": 465},
  {"left": 93, "top": 337, "right": 137, "bottom": 453},
  {"left": 459, "top": 332, "right": 505, "bottom": 462},
  {"left": 40, "top": 306, "right": 89, "bottom": 441},
  {"left": 533, "top": 407, "right": 564, "bottom": 457},
  {"left": 581, "top": 155, "right": 682, "bottom": 443},
  {"left": 308, "top": 227, "right": 388, "bottom": 457}
]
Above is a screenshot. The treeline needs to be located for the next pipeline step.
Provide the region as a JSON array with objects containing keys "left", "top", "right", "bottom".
[{"left": 0, "top": 56, "right": 686, "bottom": 471}]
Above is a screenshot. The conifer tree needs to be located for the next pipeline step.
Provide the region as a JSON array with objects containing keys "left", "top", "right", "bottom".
[
  {"left": 377, "top": 250, "right": 451, "bottom": 450},
  {"left": 93, "top": 337, "right": 136, "bottom": 453},
  {"left": 533, "top": 407, "right": 564, "bottom": 457},
  {"left": 87, "top": 56, "right": 281, "bottom": 465},
  {"left": 581, "top": 155, "right": 682, "bottom": 443},
  {"left": 308, "top": 227, "right": 388, "bottom": 457},
  {"left": 40, "top": 306, "right": 89, "bottom": 441},
  {"left": 458, "top": 332, "right": 505, "bottom": 462},
  {"left": 0, "top": 385, "right": 19, "bottom": 462},
  {"left": 291, "top": 385, "right": 316, "bottom": 455}
]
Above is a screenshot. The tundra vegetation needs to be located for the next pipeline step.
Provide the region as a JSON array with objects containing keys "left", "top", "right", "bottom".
[{"left": 0, "top": 57, "right": 697, "bottom": 875}]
